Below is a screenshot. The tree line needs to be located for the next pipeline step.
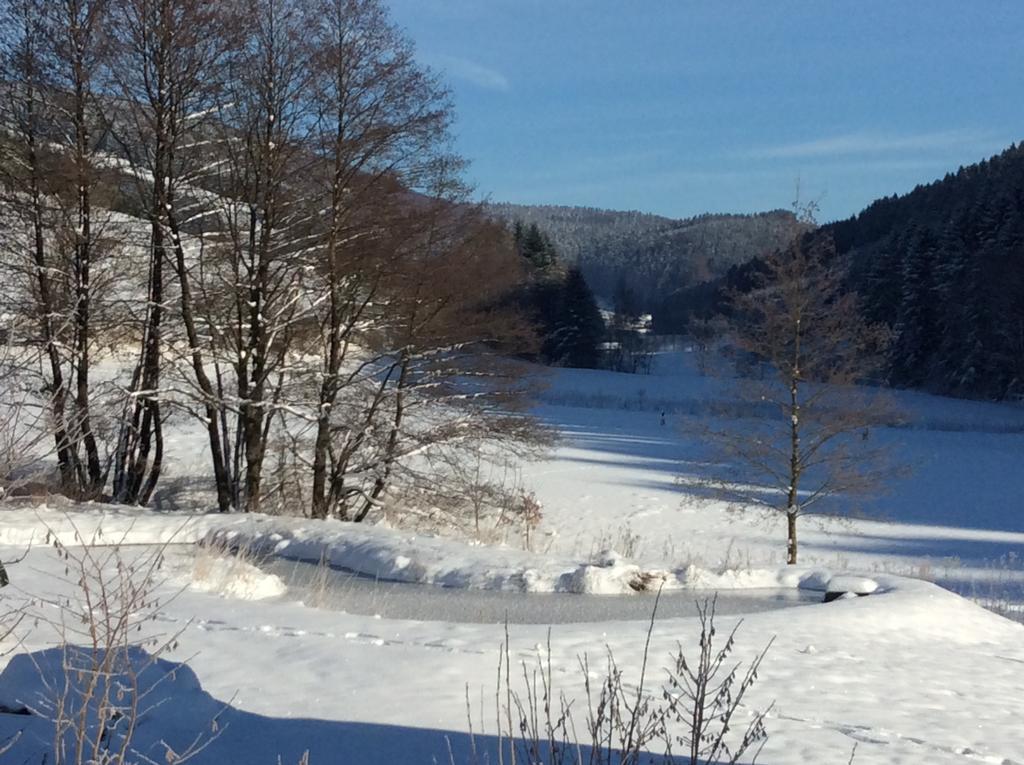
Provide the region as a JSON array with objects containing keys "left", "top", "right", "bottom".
[
  {"left": 512, "top": 220, "right": 606, "bottom": 370},
  {"left": 0, "top": 0, "right": 547, "bottom": 523},
  {"left": 832, "top": 142, "right": 1024, "bottom": 400}
]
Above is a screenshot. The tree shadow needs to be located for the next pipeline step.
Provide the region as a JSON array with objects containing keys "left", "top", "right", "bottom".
[
  {"left": 541, "top": 403, "right": 1024, "bottom": 540},
  {"left": 148, "top": 474, "right": 218, "bottom": 512},
  {"left": 0, "top": 647, "right": 749, "bottom": 765}
]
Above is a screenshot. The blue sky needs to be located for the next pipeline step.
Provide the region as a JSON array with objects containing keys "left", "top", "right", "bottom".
[{"left": 387, "top": 1, "right": 1024, "bottom": 223}]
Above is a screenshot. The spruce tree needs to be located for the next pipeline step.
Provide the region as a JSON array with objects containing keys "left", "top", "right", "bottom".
[
  {"left": 555, "top": 266, "right": 605, "bottom": 368},
  {"left": 520, "top": 223, "right": 554, "bottom": 269},
  {"left": 891, "top": 227, "right": 939, "bottom": 386}
]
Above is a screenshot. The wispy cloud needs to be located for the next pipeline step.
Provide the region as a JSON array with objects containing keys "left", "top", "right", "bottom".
[
  {"left": 747, "top": 129, "right": 1002, "bottom": 160},
  {"left": 426, "top": 54, "right": 510, "bottom": 92}
]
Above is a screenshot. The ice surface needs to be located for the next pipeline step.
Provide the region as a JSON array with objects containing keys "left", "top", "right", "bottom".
[{"left": 259, "top": 556, "right": 821, "bottom": 623}]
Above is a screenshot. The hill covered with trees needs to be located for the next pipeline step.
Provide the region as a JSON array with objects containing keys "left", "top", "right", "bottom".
[
  {"left": 827, "top": 142, "right": 1024, "bottom": 400},
  {"left": 649, "top": 143, "right": 1024, "bottom": 401},
  {"left": 488, "top": 203, "right": 798, "bottom": 308}
]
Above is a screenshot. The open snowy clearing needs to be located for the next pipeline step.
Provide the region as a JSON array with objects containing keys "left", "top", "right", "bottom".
[
  {"left": 1, "top": 351, "right": 1023, "bottom": 763},
  {"left": 528, "top": 354, "right": 1024, "bottom": 613}
]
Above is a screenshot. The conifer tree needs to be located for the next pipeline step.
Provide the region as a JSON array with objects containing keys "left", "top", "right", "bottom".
[
  {"left": 519, "top": 222, "right": 555, "bottom": 270},
  {"left": 891, "top": 227, "right": 938, "bottom": 386},
  {"left": 555, "top": 266, "right": 605, "bottom": 369}
]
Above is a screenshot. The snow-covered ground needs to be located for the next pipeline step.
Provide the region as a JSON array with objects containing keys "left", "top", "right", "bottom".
[
  {"left": 529, "top": 355, "right": 1024, "bottom": 610},
  {"left": 1, "top": 350, "right": 1023, "bottom": 763}
]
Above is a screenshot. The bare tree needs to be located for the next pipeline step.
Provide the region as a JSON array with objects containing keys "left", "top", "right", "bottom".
[
  {"left": 302, "top": 0, "right": 453, "bottom": 520},
  {"left": 0, "top": 0, "right": 125, "bottom": 500},
  {"left": 194, "top": 0, "right": 320, "bottom": 514},
  {"left": 106, "top": 0, "right": 237, "bottom": 506},
  {"left": 45, "top": 0, "right": 113, "bottom": 498},
  {"left": 345, "top": 187, "right": 546, "bottom": 524},
  {"left": 696, "top": 206, "right": 893, "bottom": 564},
  {"left": 0, "top": 0, "right": 81, "bottom": 493}
]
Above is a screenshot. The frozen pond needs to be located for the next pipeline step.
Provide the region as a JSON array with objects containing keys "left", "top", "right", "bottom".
[{"left": 259, "top": 557, "right": 821, "bottom": 624}]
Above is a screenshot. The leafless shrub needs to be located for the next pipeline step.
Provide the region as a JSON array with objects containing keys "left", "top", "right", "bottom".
[
  {"left": 377, "top": 453, "right": 545, "bottom": 551},
  {"left": 0, "top": 324, "right": 61, "bottom": 498},
  {"left": 587, "top": 525, "right": 642, "bottom": 562},
  {"left": 264, "top": 423, "right": 312, "bottom": 517},
  {"left": 472, "top": 594, "right": 773, "bottom": 765},
  {"left": 515, "top": 491, "right": 544, "bottom": 552},
  {"left": 189, "top": 535, "right": 285, "bottom": 601},
  {"left": 662, "top": 598, "right": 774, "bottom": 765},
  {"left": 303, "top": 551, "right": 334, "bottom": 610}
]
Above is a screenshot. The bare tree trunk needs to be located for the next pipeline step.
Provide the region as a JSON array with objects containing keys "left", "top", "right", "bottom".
[
  {"left": 353, "top": 350, "right": 409, "bottom": 523},
  {"left": 236, "top": 173, "right": 276, "bottom": 515},
  {"left": 786, "top": 367, "right": 801, "bottom": 564},
  {"left": 310, "top": 268, "right": 342, "bottom": 520},
  {"left": 112, "top": 118, "right": 166, "bottom": 505},
  {"left": 167, "top": 211, "right": 234, "bottom": 513},
  {"left": 787, "top": 511, "right": 798, "bottom": 566},
  {"left": 73, "top": 152, "right": 103, "bottom": 494},
  {"left": 26, "top": 116, "right": 79, "bottom": 492},
  {"left": 4, "top": 6, "right": 81, "bottom": 493},
  {"left": 310, "top": 41, "right": 349, "bottom": 520},
  {"left": 66, "top": 0, "right": 105, "bottom": 495},
  {"left": 111, "top": 0, "right": 227, "bottom": 506},
  {"left": 112, "top": 221, "right": 163, "bottom": 504}
]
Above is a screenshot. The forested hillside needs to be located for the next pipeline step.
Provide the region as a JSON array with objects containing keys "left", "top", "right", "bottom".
[
  {"left": 488, "top": 203, "right": 797, "bottom": 307},
  {"left": 828, "top": 142, "right": 1024, "bottom": 399},
  {"left": 652, "top": 143, "right": 1024, "bottom": 400}
]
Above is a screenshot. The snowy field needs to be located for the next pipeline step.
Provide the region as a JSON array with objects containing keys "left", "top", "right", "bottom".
[
  {"left": 530, "top": 353, "right": 1024, "bottom": 613},
  {"left": 1, "top": 351, "right": 1023, "bottom": 763}
]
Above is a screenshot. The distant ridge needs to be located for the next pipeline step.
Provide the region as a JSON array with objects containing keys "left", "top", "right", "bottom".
[{"left": 487, "top": 203, "right": 797, "bottom": 307}]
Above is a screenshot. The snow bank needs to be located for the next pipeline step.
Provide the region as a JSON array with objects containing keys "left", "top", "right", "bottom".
[
  {"left": 205, "top": 514, "right": 594, "bottom": 593},
  {"left": 0, "top": 503, "right": 227, "bottom": 547},
  {"left": 0, "top": 504, "right": 892, "bottom": 600},
  {"left": 559, "top": 552, "right": 645, "bottom": 594},
  {"left": 825, "top": 574, "right": 880, "bottom": 596},
  {"left": 188, "top": 553, "right": 287, "bottom": 600},
  {"left": 206, "top": 516, "right": 897, "bottom": 599}
]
